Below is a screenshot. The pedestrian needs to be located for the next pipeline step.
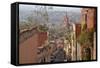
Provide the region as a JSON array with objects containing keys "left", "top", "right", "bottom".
[{"left": 50, "top": 38, "right": 67, "bottom": 62}]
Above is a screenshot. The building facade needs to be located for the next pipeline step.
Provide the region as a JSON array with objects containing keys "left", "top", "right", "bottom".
[{"left": 79, "top": 8, "right": 96, "bottom": 60}]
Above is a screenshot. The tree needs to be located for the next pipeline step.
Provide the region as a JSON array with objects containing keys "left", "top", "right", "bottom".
[{"left": 77, "top": 30, "right": 93, "bottom": 46}]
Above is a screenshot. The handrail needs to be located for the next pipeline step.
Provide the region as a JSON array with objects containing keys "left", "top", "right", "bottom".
[{"left": 19, "top": 27, "right": 38, "bottom": 43}]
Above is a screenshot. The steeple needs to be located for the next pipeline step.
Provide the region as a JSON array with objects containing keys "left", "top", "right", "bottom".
[{"left": 63, "top": 9, "right": 69, "bottom": 27}]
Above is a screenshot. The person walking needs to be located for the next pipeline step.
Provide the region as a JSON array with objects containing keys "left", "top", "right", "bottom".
[{"left": 50, "top": 38, "right": 67, "bottom": 62}]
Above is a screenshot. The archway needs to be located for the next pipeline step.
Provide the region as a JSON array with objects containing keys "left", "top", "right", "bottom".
[{"left": 82, "top": 47, "right": 91, "bottom": 60}]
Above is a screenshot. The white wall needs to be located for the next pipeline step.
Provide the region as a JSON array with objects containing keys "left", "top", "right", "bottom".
[{"left": 0, "top": 0, "right": 99, "bottom": 68}]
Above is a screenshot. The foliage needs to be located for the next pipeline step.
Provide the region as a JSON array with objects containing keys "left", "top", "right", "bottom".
[
  {"left": 77, "top": 30, "right": 94, "bottom": 46},
  {"left": 37, "top": 24, "right": 48, "bottom": 32}
]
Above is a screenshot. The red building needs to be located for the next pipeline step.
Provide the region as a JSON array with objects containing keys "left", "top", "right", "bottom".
[
  {"left": 75, "top": 24, "right": 81, "bottom": 38},
  {"left": 79, "top": 8, "right": 96, "bottom": 60},
  {"left": 81, "top": 8, "right": 96, "bottom": 31}
]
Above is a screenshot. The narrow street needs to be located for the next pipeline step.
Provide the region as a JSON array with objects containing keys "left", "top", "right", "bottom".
[{"left": 19, "top": 5, "right": 97, "bottom": 64}]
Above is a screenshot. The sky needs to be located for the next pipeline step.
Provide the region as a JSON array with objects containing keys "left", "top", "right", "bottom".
[
  {"left": 19, "top": 4, "right": 81, "bottom": 12},
  {"left": 19, "top": 4, "right": 82, "bottom": 24}
]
